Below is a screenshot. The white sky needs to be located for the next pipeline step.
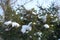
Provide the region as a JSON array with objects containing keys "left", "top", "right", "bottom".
[
  {"left": 0, "top": 0, "right": 60, "bottom": 15},
  {"left": 14, "top": 0, "right": 54, "bottom": 10}
]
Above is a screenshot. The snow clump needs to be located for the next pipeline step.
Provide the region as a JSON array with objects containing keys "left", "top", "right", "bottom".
[
  {"left": 21, "top": 22, "right": 32, "bottom": 33},
  {"left": 44, "top": 24, "right": 49, "bottom": 28},
  {"left": 4, "top": 21, "right": 20, "bottom": 27}
]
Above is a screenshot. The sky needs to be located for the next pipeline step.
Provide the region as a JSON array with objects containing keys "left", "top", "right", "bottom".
[
  {"left": 0, "top": 0, "right": 60, "bottom": 15},
  {"left": 14, "top": 0, "right": 54, "bottom": 10}
]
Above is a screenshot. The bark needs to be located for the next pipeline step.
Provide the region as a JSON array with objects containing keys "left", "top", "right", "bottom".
[{"left": 0, "top": 0, "right": 11, "bottom": 21}]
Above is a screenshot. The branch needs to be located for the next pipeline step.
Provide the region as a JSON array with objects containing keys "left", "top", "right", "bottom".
[
  {"left": 23, "top": 0, "right": 32, "bottom": 5},
  {"left": 10, "top": 0, "right": 17, "bottom": 5}
]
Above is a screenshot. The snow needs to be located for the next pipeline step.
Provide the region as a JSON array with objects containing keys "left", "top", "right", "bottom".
[
  {"left": 37, "top": 32, "right": 42, "bottom": 37},
  {"left": 34, "top": 32, "right": 42, "bottom": 37},
  {"left": 37, "top": 32, "right": 42, "bottom": 40},
  {"left": 38, "top": 14, "right": 47, "bottom": 22},
  {"left": 21, "top": 22, "right": 32, "bottom": 33},
  {"left": 4, "top": 21, "right": 12, "bottom": 26},
  {"left": 20, "top": 17, "right": 24, "bottom": 20},
  {"left": 34, "top": 32, "right": 42, "bottom": 40},
  {"left": 53, "top": 35, "right": 57, "bottom": 38},
  {"left": 5, "top": 28, "right": 9, "bottom": 31},
  {"left": 28, "top": 22, "right": 32, "bottom": 26},
  {"left": 21, "top": 25, "right": 27, "bottom": 33},
  {"left": 32, "top": 12, "right": 37, "bottom": 15},
  {"left": 38, "top": 37, "right": 41, "bottom": 40},
  {"left": 58, "top": 39, "right": 60, "bottom": 40},
  {"left": 4, "top": 21, "right": 20, "bottom": 28},
  {"left": 44, "top": 24, "right": 49, "bottom": 28},
  {"left": 12, "top": 22, "right": 20, "bottom": 27},
  {"left": 42, "top": 16, "right": 46, "bottom": 22},
  {"left": 29, "top": 36, "right": 32, "bottom": 38},
  {"left": 50, "top": 14, "right": 53, "bottom": 16},
  {"left": 21, "top": 25, "right": 32, "bottom": 33},
  {"left": 52, "top": 18, "right": 58, "bottom": 22}
]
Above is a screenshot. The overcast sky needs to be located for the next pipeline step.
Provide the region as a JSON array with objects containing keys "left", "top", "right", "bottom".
[
  {"left": 14, "top": 0, "right": 54, "bottom": 10},
  {"left": 0, "top": 0, "right": 60, "bottom": 15}
]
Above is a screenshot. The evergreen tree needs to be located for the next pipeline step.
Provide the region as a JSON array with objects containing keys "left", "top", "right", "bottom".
[{"left": 0, "top": 1, "right": 60, "bottom": 40}]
